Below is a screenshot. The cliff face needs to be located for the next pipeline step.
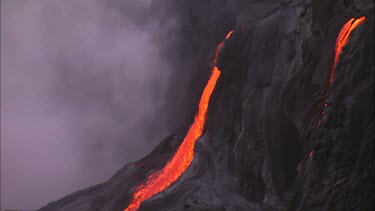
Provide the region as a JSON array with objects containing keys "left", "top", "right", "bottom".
[{"left": 38, "top": 0, "right": 374, "bottom": 211}]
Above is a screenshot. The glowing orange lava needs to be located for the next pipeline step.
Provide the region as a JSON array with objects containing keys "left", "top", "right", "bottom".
[
  {"left": 309, "top": 16, "right": 365, "bottom": 159},
  {"left": 329, "top": 16, "right": 366, "bottom": 84},
  {"left": 124, "top": 30, "right": 233, "bottom": 211}
]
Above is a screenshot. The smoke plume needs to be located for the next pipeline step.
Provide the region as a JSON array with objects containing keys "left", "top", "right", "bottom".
[{"left": 1, "top": 0, "right": 176, "bottom": 210}]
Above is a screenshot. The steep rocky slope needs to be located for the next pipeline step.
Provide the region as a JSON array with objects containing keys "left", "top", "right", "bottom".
[{"left": 37, "top": 0, "right": 374, "bottom": 211}]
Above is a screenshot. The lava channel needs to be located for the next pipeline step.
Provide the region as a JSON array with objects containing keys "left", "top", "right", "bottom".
[
  {"left": 124, "top": 30, "right": 233, "bottom": 211},
  {"left": 309, "top": 16, "right": 365, "bottom": 158},
  {"left": 329, "top": 16, "right": 366, "bottom": 84}
]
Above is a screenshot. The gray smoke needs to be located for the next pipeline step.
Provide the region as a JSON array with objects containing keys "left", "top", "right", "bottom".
[{"left": 1, "top": 0, "right": 177, "bottom": 210}]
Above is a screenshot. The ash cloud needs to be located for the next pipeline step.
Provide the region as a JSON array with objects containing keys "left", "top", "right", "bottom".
[{"left": 1, "top": 0, "right": 177, "bottom": 210}]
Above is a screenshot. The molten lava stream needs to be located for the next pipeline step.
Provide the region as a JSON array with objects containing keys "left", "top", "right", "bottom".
[
  {"left": 309, "top": 16, "right": 365, "bottom": 158},
  {"left": 124, "top": 30, "right": 233, "bottom": 211},
  {"left": 329, "top": 16, "right": 366, "bottom": 84}
]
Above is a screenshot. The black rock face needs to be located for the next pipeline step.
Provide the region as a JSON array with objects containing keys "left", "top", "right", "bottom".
[
  {"left": 37, "top": 0, "right": 374, "bottom": 211},
  {"left": 295, "top": 12, "right": 375, "bottom": 211}
]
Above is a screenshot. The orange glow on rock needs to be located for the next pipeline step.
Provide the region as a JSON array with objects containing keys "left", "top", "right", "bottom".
[
  {"left": 329, "top": 16, "right": 366, "bottom": 84},
  {"left": 226, "top": 30, "right": 233, "bottom": 39},
  {"left": 309, "top": 16, "right": 366, "bottom": 158},
  {"left": 124, "top": 31, "right": 233, "bottom": 211}
]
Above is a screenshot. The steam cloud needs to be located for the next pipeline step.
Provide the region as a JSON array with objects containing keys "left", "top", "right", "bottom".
[{"left": 1, "top": 0, "right": 176, "bottom": 210}]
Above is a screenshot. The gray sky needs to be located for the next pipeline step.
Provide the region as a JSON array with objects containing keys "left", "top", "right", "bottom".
[{"left": 1, "top": 0, "right": 176, "bottom": 210}]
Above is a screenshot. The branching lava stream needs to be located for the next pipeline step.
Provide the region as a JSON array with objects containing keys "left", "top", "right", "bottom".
[
  {"left": 308, "top": 16, "right": 365, "bottom": 158},
  {"left": 124, "top": 30, "right": 233, "bottom": 211},
  {"left": 329, "top": 16, "right": 366, "bottom": 84}
]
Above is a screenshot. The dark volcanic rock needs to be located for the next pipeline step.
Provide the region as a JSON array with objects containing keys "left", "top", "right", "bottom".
[
  {"left": 296, "top": 11, "right": 375, "bottom": 211},
  {"left": 37, "top": 0, "right": 374, "bottom": 211}
]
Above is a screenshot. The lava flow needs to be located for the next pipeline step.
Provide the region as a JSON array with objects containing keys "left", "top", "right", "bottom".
[
  {"left": 329, "top": 16, "right": 366, "bottom": 84},
  {"left": 308, "top": 16, "right": 365, "bottom": 158},
  {"left": 124, "top": 30, "right": 233, "bottom": 211}
]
